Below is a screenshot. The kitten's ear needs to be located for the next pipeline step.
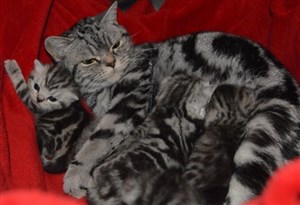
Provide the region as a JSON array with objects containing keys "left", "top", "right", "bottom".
[
  {"left": 100, "top": 1, "right": 118, "bottom": 24},
  {"left": 34, "top": 59, "right": 48, "bottom": 74},
  {"left": 65, "top": 91, "right": 80, "bottom": 102},
  {"left": 45, "top": 36, "right": 73, "bottom": 62}
]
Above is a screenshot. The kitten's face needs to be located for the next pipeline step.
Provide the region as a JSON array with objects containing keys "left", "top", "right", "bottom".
[
  {"left": 37, "top": 128, "right": 74, "bottom": 173},
  {"left": 28, "top": 61, "right": 79, "bottom": 113},
  {"left": 45, "top": 3, "right": 134, "bottom": 90}
]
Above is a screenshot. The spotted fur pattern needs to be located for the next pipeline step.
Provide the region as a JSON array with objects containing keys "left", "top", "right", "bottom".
[
  {"left": 5, "top": 60, "right": 89, "bottom": 173},
  {"left": 45, "top": 2, "right": 300, "bottom": 204}
]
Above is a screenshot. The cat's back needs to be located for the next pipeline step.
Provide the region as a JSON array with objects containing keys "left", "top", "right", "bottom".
[{"left": 153, "top": 31, "right": 298, "bottom": 92}]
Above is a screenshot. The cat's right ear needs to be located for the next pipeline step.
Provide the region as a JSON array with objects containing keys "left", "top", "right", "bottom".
[
  {"left": 34, "top": 59, "right": 48, "bottom": 74},
  {"left": 99, "top": 1, "right": 118, "bottom": 25},
  {"left": 45, "top": 36, "right": 73, "bottom": 62}
]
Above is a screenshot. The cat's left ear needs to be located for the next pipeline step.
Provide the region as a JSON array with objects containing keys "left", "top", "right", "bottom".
[
  {"left": 45, "top": 36, "right": 73, "bottom": 62},
  {"left": 100, "top": 1, "right": 118, "bottom": 25}
]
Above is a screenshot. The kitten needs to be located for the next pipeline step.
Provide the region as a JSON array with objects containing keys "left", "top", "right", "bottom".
[
  {"left": 5, "top": 60, "right": 89, "bottom": 173},
  {"left": 45, "top": 2, "right": 300, "bottom": 204},
  {"left": 183, "top": 84, "right": 256, "bottom": 205}
]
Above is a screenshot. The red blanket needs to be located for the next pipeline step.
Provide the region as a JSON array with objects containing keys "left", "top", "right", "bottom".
[{"left": 1, "top": 0, "right": 300, "bottom": 203}]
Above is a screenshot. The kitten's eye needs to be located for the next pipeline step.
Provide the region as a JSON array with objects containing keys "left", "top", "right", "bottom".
[
  {"left": 34, "top": 83, "right": 40, "bottom": 92},
  {"left": 81, "top": 58, "right": 98, "bottom": 66},
  {"left": 112, "top": 41, "right": 121, "bottom": 50},
  {"left": 47, "top": 96, "right": 57, "bottom": 102}
]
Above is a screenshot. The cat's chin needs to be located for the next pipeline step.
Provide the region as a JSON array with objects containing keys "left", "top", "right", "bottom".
[
  {"left": 108, "top": 72, "right": 122, "bottom": 84},
  {"left": 41, "top": 156, "right": 69, "bottom": 173}
]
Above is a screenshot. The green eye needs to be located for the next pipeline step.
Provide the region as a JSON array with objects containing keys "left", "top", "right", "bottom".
[{"left": 81, "top": 58, "right": 97, "bottom": 65}]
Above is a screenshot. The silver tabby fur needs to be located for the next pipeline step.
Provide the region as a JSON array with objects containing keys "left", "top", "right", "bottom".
[
  {"left": 108, "top": 83, "right": 257, "bottom": 205},
  {"left": 183, "top": 84, "right": 257, "bottom": 205},
  {"left": 5, "top": 60, "right": 89, "bottom": 173},
  {"left": 45, "top": 2, "right": 300, "bottom": 204},
  {"left": 86, "top": 72, "right": 211, "bottom": 205}
]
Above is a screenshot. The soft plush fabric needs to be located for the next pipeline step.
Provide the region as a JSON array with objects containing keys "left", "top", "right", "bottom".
[
  {"left": 1, "top": 0, "right": 299, "bottom": 203},
  {"left": 0, "top": 190, "right": 86, "bottom": 205}
]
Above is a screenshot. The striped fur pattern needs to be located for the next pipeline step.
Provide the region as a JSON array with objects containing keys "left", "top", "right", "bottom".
[
  {"left": 86, "top": 72, "right": 211, "bottom": 205},
  {"left": 45, "top": 2, "right": 300, "bottom": 204},
  {"left": 5, "top": 60, "right": 89, "bottom": 173},
  {"left": 45, "top": 3, "right": 156, "bottom": 197},
  {"left": 107, "top": 84, "right": 256, "bottom": 205},
  {"left": 118, "top": 170, "right": 199, "bottom": 205},
  {"left": 183, "top": 84, "right": 257, "bottom": 204}
]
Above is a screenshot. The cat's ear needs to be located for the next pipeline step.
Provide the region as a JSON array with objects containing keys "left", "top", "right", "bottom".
[
  {"left": 64, "top": 91, "right": 80, "bottom": 102},
  {"left": 34, "top": 59, "right": 48, "bottom": 74},
  {"left": 100, "top": 1, "right": 118, "bottom": 25},
  {"left": 45, "top": 36, "right": 73, "bottom": 62}
]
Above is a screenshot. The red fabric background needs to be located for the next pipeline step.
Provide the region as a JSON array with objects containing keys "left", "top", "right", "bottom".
[{"left": 1, "top": 0, "right": 300, "bottom": 203}]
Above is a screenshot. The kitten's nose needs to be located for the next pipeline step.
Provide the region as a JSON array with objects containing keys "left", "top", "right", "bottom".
[
  {"left": 45, "top": 154, "right": 53, "bottom": 160},
  {"left": 104, "top": 53, "right": 116, "bottom": 68},
  {"left": 37, "top": 94, "right": 45, "bottom": 103}
]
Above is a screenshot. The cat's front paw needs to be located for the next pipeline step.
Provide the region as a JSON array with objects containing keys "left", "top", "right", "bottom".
[
  {"left": 4, "top": 60, "right": 20, "bottom": 75},
  {"left": 63, "top": 163, "right": 93, "bottom": 198}
]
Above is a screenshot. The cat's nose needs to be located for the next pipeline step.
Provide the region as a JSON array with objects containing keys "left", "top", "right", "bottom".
[
  {"left": 37, "top": 94, "right": 45, "bottom": 103},
  {"left": 44, "top": 154, "right": 53, "bottom": 160},
  {"left": 104, "top": 53, "right": 116, "bottom": 68}
]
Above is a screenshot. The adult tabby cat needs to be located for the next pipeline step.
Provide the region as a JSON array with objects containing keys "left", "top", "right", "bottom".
[
  {"left": 45, "top": 2, "right": 300, "bottom": 204},
  {"left": 5, "top": 60, "right": 89, "bottom": 173},
  {"left": 112, "top": 83, "right": 257, "bottom": 205}
]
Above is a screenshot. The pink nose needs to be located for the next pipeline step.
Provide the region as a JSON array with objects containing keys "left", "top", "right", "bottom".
[
  {"left": 45, "top": 155, "right": 53, "bottom": 160},
  {"left": 37, "top": 95, "right": 45, "bottom": 103},
  {"left": 104, "top": 53, "right": 116, "bottom": 68}
]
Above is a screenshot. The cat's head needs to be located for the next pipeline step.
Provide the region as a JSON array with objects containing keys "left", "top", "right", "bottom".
[
  {"left": 36, "top": 120, "right": 77, "bottom": 173},
  {"left": 28, "top": 60, "right": 79, "bottom": 113},
  {"left": 45, "top": 2, "right": 134, "bottom": 91},
  {"left": 204, "top": 84, "right": 257, "bottom": 127}
]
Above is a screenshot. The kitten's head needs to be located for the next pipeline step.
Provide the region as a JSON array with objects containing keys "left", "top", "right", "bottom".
[
  {"left": 45, "top": 2, "right": 134, "bottom": 91},
  {"left": 28, "top": 60, "right": 79, "bottom": 113},
  {"left": 36, "top": 115, "right": 78, "bottom": 173},
  {"left": 204, "top": 84, "right": 256, "bottom": 127}
]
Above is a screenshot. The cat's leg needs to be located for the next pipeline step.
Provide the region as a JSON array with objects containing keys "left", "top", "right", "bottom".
[
  {"left": 225, "top": 99, "right": 300, "bottom": 205},
  {"left": 63, "top": 126, "right": 125, "bottom": 198},
  {"left": 4, "top": 60, "right": 28, "bottom": 99},
  {"left": 63, "top": 87, "right": 151, "bottom": 197}
]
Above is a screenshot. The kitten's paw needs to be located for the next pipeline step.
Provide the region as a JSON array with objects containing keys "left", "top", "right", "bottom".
[
  {"left": 63, "top": 164, "right": 92, "bottom": 198},
  {"left": 4, "top": 60, "right": 19, "bottom": 74}
]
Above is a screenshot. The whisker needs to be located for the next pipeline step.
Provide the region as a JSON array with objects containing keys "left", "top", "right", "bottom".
[{"left": 130, "top": 31, "right": 141, "bottom": 38}]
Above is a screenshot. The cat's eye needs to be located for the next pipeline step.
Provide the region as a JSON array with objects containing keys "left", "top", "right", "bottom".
[
  {"left": 47, "top": 96, "right": 57, "bottom": 102},
  {"left": 34, "top": 83, "right": 40, "bottom": 92},
  {"left": 112, "top": 41, "right": 121, "bottom": 50},
  {"left": 81, "top": 58, "right": 98, "bottom": 66}
]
